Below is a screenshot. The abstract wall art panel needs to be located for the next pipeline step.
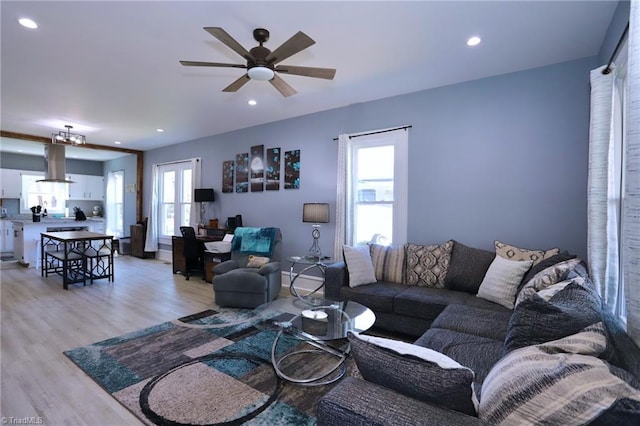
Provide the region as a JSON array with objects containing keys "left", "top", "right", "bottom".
[
  {"left": 284, "top": 149, "right": 300, "bottom": 189},
  {"left": 222, "top": 160, "right": 234, "bottom": 193},
  {"left": 250, "top": 144, "right": 264, "bottom": 192},
  {"left": 235, "top": 153, "right": 249, "bottom": 193},
  {"left": 266, "top": 147, "right": 281, "bottom": 191}
]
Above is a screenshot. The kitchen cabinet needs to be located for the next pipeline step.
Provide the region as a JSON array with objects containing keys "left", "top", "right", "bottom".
[
  {"left": 0, "top": 220, "right": 14, "bottom": 253},
  {"left": 67, "top": 174, "right": 104, "bottom": 200},
  {"left": 1, "top": 169, "right": 22, "bottom": 198},
  {"left": 12, "top": 220, "right": 91, "bottom": 267}
]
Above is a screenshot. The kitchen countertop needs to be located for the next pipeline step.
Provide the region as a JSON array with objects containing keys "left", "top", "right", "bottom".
[{"left": 9, "top": 217, "right": 104, "bottom": 224}]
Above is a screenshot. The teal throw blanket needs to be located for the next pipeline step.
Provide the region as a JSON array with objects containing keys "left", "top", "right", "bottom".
[{"left": 231, "top": 227, "right": 278, "bottom": 256}]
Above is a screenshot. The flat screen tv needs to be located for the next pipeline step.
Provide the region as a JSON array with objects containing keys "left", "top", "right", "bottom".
[{"left": 194, "top": 188, "right": 215, "bottom": 202}]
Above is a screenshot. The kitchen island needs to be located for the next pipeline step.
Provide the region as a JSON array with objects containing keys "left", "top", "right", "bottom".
[{"left": 12, "top": 217, "right": 105, "bottom": 268}]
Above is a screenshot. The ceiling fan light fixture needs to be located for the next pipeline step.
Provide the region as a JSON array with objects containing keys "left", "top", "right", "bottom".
[{"left": 248, "top": 66, "right": 274, "bottom": 81}]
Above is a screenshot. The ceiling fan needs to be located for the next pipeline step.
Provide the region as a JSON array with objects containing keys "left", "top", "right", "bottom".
[{"left": 180, "top": 27, "right": 336, "bottom": 97}]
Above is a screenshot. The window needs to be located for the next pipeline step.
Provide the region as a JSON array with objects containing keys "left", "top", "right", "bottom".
[
  {"left": 157, "top": 161, "right": 195, "bottom": 239},
  {"left": 106, "top": 170, "right": 124, "bottom": 238},
  {"left": 346, "top": 129, "right": 408, "bottom": 246},
  {"left": 21, "top": 174, "right": 67, "bottom": 215}
]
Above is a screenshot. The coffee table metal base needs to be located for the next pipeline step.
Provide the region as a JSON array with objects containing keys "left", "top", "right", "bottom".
[{"left": 271, "top": 329, "right": 348, "bottom": 386}]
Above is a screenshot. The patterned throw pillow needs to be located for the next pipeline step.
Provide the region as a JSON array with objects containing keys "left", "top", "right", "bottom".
[
  {"left": 405, "top": 241, "right": 453, "bottom": 288},
  {"left": 343, "top": 244, "right": 376, "bottom": 287},
  {"left": 476, "top": 256, "right": 533, "bottom": 309},
  {"left": 348, "top": 332, "right": 477, "bottom": 416},
  {"left": 369, "top": 244, "right": 405, "bottom": 284},
  {"left": 515, "top": 258, "right": 582, "bottom": 306},
  {"left": 479, "top": 323, "right": 640, "bottom": 425},
  {"left": 494, "top": 240, "right": 559, "bottom": 266}
]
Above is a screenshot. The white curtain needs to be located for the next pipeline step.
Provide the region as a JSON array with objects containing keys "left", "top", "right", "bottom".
[
  {"left": 144, "top": 163, "right": 159, "bottom": 252},
  {"left": 190, "top": 158, "right": 202, "bottom": 227},
  {"left": 624, "top": 0, "right": 640, "bottom": 347},
  {"left": 587, "top": 66, "right": 620, "bottom": 312},
  {"left": 333, "top": 133, "right": 351, "bottom": 262}
]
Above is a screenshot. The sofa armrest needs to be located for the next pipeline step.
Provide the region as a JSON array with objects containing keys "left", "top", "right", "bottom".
[
  {"left": 317, "top": 377, "right": 487, "bottom": 426},
  {"left": 325, "top": 262, "right": 349, "bottom": 300},
  {"left": 258, "top": 261, "right": 280, "bottom": 276},
  {"left": 213, "top": 259, "right": 239, "bottom": 275}
]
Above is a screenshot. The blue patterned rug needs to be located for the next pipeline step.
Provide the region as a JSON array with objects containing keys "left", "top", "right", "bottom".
[{"left": 64, "top": 308, "right": 358, "bottom": 425}]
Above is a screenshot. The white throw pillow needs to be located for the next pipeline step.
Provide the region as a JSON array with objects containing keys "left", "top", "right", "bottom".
[
  {"left": 343, "top": 244, "right": 376, "bottom": 287},
  {"left": 477, "top": 256, "right": 533, "bottom": 309}
]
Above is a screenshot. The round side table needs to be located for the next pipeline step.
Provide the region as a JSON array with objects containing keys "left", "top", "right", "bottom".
[{"left": 287, "top": 256, "right": 334, "bottom": 305}]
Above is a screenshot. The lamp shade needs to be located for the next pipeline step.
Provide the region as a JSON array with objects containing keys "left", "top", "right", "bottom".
[
  {"left": 194, "top": 188, "right": 215, "bottom": 202},
  {"left": 303, "top": 203, "right": 330, "bottom": 223}
]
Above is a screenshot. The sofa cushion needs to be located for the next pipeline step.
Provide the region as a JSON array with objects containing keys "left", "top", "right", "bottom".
[
  {"left": 431, "top": 304, "right": 513, "bottom": 341},
  {"left": 405, "top": 240, "right": 453, "bottom": 288},
  {"left": 343, "top": 244, "right": 376, "bottom": 287},
  {"left": 504, "top": 281, "right": 603, "bottom": 353},
  {"left": 519, "top": 250, "right": 577, "bottom": 290},
  {"left": 515, "top": 258, "right": 582, "bottom": 306},
  {"left": 444, "top": 240, "right": 495, "bottom": 294},
  {"left": 415, "top": 328, "right": 505, "bottom": 387},
  {"left": 340, "top": 282, "right": 406, "bottom": 313},
  {"left": 479, "top": 323, "right": 640, "bottom": 425},
  {"left": 393, "top": 286, "right": 472, "bottom": 321},
  {"left": 494, "top": 240, "right": 559, "bottom": 266},
  {"left": 349, "top": 333, "right": 477, "bottom": 416},
  {"left": 477, "top": 256, "right": 533, "bottom": 309},
  {"left": 369, "top": 243, "right": 405, "bottom": 284}
]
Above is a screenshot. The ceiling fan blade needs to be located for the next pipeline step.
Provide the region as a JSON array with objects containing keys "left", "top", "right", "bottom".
[
  {"left": 222, "top": 74, "right": 251, "bottom": 92},
  {"left": 204, "top": 27, "right": 253, "bottom": 61},
  {"left": 269, "top": 74, "right": 297, "bottom": 97},
  {"left": 266, "top": 31, "right": 315, "bottom": 65},
  {"left": 275, "top": 65, "right": 336, "bottom": 80},
  {"left": 180, "top": 60, "right": 247, "bottom": 69}
]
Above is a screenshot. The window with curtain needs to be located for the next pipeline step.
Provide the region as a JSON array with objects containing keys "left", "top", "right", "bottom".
[
  {"left": 106, "top": 170, "right": 124, "bottom": 238},
  {"left": 334, "top": 128, "right": 408, "bottom": 257},
  {"left": 157, "top": 161, "right": 194, "bottom": 239}
]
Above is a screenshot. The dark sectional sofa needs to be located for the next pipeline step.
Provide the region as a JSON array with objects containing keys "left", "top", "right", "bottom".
[{"left": 316, "top": 240, "right": 640, "bottom": 425}]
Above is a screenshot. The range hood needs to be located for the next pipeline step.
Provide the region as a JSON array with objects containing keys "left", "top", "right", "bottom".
[{"left": 37, "top": 144, "right": 75, "bottom": 183}]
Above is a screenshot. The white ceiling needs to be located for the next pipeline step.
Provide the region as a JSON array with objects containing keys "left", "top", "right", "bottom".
[{"left": 1, "top": 1, "right": 617, "bottom": 156}]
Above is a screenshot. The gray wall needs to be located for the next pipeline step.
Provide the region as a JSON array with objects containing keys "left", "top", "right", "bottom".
[
  {"left": 0, "top": 152, "right": 103, "bottom": 175},
  {"left": 104, "top": 154, "right": 138, "bottom": 238},
  {"left": 598, "top": 0, "right": 630, "bottom": 64},
  {"left": 145, "top": 56, "right": 596, "bottom": 260}
]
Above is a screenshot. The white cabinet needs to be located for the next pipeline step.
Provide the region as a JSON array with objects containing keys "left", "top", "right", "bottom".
[
  {"left": 67, "top": 174, "right": 104, "bottom": 200},
  {"left": 0, "top": 220, "right": 14, "bottom": 253},
  {"left": 1, "top": 169, "right": 22, "bottom": 198}
]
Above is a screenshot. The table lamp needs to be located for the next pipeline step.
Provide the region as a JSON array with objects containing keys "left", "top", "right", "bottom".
[{"left": 303, "top": 203, "right": 330, "bottom": 259}]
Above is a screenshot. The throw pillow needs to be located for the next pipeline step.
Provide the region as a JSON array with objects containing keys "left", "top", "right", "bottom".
[
  {"left": 515, "top": 258, "right": 582, "bottom": 306},
  {"left": 369, "top": 244, "right": 405, "bottom": 284},
  {"left": 443, "top": 240, "right": 495, "bottom": 294},
  {"left": 405, "top": 240, "right": 453, "bottom": 288},
  {"left": 476, "top": 256, "right": 533, "bottom": 309},
  {"left": 503, "top": 281, "right": 603, "bottom": 353},
  {"left": 479, "top": 324, "right": 640, "bottom": 425},
  {"left": 246, "top": 255, "right": 270, "bottom": 268},
  {"left": 494, "top": 240, "right": 559, "bottom": 266},
  {"left": 519, "top": 250, "right": 577, "bottom": 289},
  {"left": 348, "top": 332, "right": 477, "bottom": 416},
  {"left": 343, "top": 244, "right": 376, "bottom": 287}
]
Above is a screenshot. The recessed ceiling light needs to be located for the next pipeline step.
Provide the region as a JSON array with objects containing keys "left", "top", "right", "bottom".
[
  {"left": 248, "top": 99, "right": 257, "bottom": 106},
  {"left": 114, "top": 141, "right": 122, "bottom": 145},
  {"left": 18, "top": 18, "right": 38, "bottom": 29},
  {"left": 467, "top": 36, "right": 481, "bottom": 47},
  {"left": 156, "top": 128, "right": 164, "bottom": 133}
]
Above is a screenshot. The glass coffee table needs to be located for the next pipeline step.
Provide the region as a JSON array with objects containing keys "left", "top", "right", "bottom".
[{"left": 254, "top": 297, "right": 375, "bottom": 386}]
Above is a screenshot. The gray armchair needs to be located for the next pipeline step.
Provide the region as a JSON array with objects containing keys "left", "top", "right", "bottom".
[{"left": 212, "top": 227, "right": 282, "bottom": 308}]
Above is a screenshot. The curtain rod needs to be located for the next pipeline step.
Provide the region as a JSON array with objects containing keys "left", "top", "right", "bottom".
[
  {"left": 332, "top": 125, "right": 412, "bottom": 141},
  {"left": 602, "top": 22, "right": 629, "bottom": 75}
]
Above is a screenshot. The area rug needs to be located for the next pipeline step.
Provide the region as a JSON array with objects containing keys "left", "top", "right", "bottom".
[{"left": 64, "top": 308, "right": 359, "bottom": 425}]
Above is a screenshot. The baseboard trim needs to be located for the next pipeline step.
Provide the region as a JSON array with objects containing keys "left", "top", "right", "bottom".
[{"left": 281, "top": 271, "right": 325, "bottom": 296}]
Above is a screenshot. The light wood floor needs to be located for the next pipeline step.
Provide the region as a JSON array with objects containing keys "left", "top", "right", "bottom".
[{"left": 0, "top": 256, "right": 224, "bottom": 425}]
